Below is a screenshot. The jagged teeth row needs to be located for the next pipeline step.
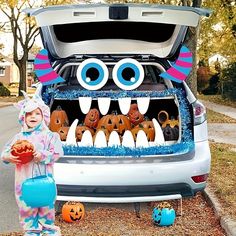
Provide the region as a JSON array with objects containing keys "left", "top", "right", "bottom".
[
  {"left": 78, "top": 97, "right": 150, "bottom": 115},
  {"left": 65, "top": 118, "right": 165, "bottom": 147}
]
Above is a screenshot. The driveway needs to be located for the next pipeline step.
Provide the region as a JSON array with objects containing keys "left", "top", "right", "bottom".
[{"left": 200, "top": 100, "right": 236, "bottom": 146}]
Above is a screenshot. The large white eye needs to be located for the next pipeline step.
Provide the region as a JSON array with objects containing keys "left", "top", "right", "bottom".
[
  {"left": 77, "top": 58, "right": 108, "bottom": 90},
  {"left": 112, "top": 58, "right": 144, "bottom": 90}
]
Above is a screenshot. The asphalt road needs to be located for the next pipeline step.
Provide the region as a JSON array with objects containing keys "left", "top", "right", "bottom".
[{"left": 0, "top": 106, "right": 21, "bottom": 233}]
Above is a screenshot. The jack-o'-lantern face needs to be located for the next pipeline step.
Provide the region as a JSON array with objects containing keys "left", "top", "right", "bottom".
[
  {"left": 97, "top": 113, "right": 131, "bottom": 135},
  {"left": 57, "top": 126, "right": 69, "bottom": 141},
  {"left": 131, "top": 121, "right": 155, "bottom": 141},
  {"left": 62, "top": 201, "right": 85, "bottom": 223},
  {"left": 152, "top": 202, "right": 176, "bottom": 226},
  {"left": 128, "top": 103, "right": 144, "bottom": 126},
  {"left": 84, "top": 108, "right": 100, "bottom": 129}
]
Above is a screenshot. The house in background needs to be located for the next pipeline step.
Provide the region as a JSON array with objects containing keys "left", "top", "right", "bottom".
[
  {"left": 0, "top": 57, "right": 19, "bottom": 85},
  {"left": 0, "top": 54, "right": 36, "bottom": 87}
]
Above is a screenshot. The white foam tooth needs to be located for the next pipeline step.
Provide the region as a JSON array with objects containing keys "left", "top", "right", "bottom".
[
  {"left": 98, "top": 97, "right": 111, "bottom": 115},
  {"left": 79, "top": 97, "right": 92, "bottom": 114},
  {"left": 108, "top": 131, "right": 121, "bottom": 147},
  {"left": 122, "top": 130, "right": 135, "bottom": 148},
  {"left": 152, "top": 118, "right": 165, "bottom": 145},
  {"left": 66, "top": 119, "right": 78, "bottom": 145},
  {"left": 118, "top": 97, "right": 131, "bottom": 115},
  {"left": 80, "top": 130, "right": 93, "bottom": 147},
  {"left": 137, "top": 97, "right": 150, "bottom": 114},
  {"left": 136, "top": 130, "right": 149, "bottom": 148},
  {"left": 94, "top": 130, "right": 107, "bottom": 148}
]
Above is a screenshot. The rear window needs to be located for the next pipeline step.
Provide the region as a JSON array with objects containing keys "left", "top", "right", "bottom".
[{"left": 53, "top": 22, "right": 176, "bottom": 43}]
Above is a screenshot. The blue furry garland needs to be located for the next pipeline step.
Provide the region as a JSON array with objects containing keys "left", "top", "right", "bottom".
[{"left": 42, "top": 88, "right": 194, "bottom": 157}]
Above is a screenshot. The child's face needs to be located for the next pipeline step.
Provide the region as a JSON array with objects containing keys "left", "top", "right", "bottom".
[{"left": 25, "top": 108, "right": 43, "bottom": 128}]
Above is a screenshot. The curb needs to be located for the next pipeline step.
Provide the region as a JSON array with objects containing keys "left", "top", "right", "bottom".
[
  {"left": 203, "top": 187, "right": 236, "bottom": 236},
  {"left": 0, "top": 103, "right": 14, "bottom": 108}
]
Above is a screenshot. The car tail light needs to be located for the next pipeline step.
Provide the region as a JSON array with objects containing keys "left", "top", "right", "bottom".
[
  {"left": 191, "top": 174, "right": 208, "bottom": 183},
  {"left": 192, "top": 100, "right": 207, "bottom": 125}
]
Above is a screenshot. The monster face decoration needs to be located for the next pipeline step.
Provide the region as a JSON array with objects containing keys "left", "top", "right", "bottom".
[{"left": 36, "top": 46, "right": 194, "bottom": 157}]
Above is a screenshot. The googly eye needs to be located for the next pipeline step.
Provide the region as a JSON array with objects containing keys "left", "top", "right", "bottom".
[
  {"left": 112, "top": 58, "right": 144, "bottom": 90},
  {"left": 77, "top": 58, "right": 108, "bottom": 90}
]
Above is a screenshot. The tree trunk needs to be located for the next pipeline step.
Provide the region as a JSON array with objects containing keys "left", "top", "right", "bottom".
[{"left": 17, "top": 59, "right": 27, "bottom": 96}]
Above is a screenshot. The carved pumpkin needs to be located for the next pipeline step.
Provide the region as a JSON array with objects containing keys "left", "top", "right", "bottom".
[
  {"left": 97, "top": 113, "right": 131, "bottom": 135},
  {"left": 62, "top": 201, "right": 85, "bottom": 223},
  {"left": 57, "top": 126, "right": 69, "bottom": 141},
  {"left": 84, "top": 108, "right": 100, "bottom": 129},
  {"left": 11, "top": 140, "right": 34, "bottom": 164},
  {"left": 131, "top": 121, "right": 155, "bottom": 141},
  {"left": 50, "top": 106, "right": 69, "bottom": 132},
  {"left": 162, "top": 125, "right": 179, "bottom": 141},
  {"left": 158, "top": 110, "right": 179, "bottom": 128},
  {"left": 76, "top": 125, "right": 94, "bottom": 142},
  {"left": 152, "top": 201, "right": 176, "bottom": 226},
  {"left": 128, "top": 104, "right": 144, "bottom": 126}
]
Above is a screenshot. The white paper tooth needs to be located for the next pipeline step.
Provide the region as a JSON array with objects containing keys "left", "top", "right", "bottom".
[
  {"left": 137, "top": 97, "right": 150, "bottom": 114},
  {"left": 98, "top": 97, "right": 111, "bottom": 115},
  {"left": 118, "top": 97, "right": 131, "bottom": 115},
  {"left": 66, "top": 119, "right": 78, "bottom": 145},
  {"left": 79, "top": 97, "right": 92, "bottom": 114},
  {"left": 80, "top": 130, "right": 93, "bottom": 146},
  {"left": 108, "top": 131, "right": 121, "bottom": 147},
  {"left": 122, "top": 130, "right": 135, "bottom": 148},
  {"left": 136, "top": 130, "right": 149, "bottom": 148},
  {"left": 152, "top": 118, "right": 165, "bottom": 145},
  {"left": 94, "top": 130, "right": 107, "bottom": 148}
]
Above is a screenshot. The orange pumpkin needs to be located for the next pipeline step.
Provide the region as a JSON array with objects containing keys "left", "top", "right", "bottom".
[
  {"left": 62, "top": 201, "right": 85, "bottom": 223},
  {"left": 162, "top": 119, "right": 179, "bottom": 128},
  {"left": 57, "top": 126, "right": 69, "bottom": 141},
  {"left": 76, "top": 125, "right": 94, "bottom": 142},
  {"left": 84, "top": 108, "right": 100, "bottom": 129},
  {"left": 128, "top": 104, "right": 144, "bottom": 126},
  {"left": 97, "top": 113, "right": 131, "bottom": 135},
  {"left": 132, "top": 121, "right": 155, "bottom": 141},
  {"left": 50, "top": 106, "right": 69, "bottom": 132},
  {"left": 11, "top": 140, "right": 34, "bottom": 164}
]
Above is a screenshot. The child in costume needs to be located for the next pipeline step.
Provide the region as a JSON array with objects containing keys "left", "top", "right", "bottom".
[{"left": 1, "top": 91, "right": 63, "bottom": 236}]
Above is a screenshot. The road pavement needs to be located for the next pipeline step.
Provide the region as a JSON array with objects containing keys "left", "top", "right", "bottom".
[{"left": 0, "top": 106, "right": 21, "bottom": 233}]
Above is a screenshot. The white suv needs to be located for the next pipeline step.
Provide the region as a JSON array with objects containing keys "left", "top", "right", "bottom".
[{"left": 29, "top": 4, "right": 211, "bottom": 203}]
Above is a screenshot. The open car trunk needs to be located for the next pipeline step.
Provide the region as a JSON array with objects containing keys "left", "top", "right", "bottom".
[
  {"left": 43, "top": 61, "right": 193, "bottom": 158},
  {"left": 26, "top": 4, "right": 210, "bottom": 59}
]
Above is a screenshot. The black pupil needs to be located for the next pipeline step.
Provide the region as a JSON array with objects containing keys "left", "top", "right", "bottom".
[
  {"left": 122, "top": 68, "right": 135, "bottom": 81},
  {"left": 86, "top": 67, "right": 99, "bottom": 81}
]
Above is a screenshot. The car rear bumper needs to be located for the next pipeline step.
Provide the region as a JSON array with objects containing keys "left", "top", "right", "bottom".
[{"left": 54, "top": 140, "right": 210, "bottom": 202}]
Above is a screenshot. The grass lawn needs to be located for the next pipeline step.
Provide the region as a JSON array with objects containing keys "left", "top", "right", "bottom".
[
  {"left": 206, "top": 108, "right": 236, "bottom": 123},
  {"left": 208, "top": 142, "right": 236, "bottom": 221},
  {"left": 198, "top": 94, "right": 236, "bottom": 108}
]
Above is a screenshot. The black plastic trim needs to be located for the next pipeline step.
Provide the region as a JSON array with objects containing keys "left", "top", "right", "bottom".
[{"left": 57, "top": 183, "right": 200, "bottom": 198}]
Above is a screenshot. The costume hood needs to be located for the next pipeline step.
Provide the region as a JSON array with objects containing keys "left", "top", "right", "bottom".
[{"left": 14, "top": 91, "right": 50, "bottom": 132}]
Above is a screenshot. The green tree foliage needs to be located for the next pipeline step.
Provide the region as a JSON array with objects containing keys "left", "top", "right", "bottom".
[
  {"left": 199, "top": 0, "right": 236, "bottom": 64},
  {"left": 221, "top": 62, "right": 236, "bottom": 100}
]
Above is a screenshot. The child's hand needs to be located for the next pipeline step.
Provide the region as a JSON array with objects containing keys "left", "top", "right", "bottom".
[
  {"left": 3, "top": 154, "right": 21, "bottom": 164},
  {"left": 32, "top": 150, "right": 43, "bottom": 163}
]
